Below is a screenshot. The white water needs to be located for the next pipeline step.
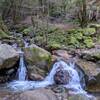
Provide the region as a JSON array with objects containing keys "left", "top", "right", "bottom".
[
  {"left": 17, "top": 51, "right": 27, "bottom": 81},
  {"left": 8, "top": 60, "right": 87, "bottom": 94},
  {"left": 24, "top": 40, "right": 29, "bottom": 48}
]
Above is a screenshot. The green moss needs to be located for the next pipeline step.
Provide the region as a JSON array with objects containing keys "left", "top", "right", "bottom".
[
  {"left": 0, "top": 29, "right": 9, "bottom": 38},
  {"left": 0, "top": 16, "right": 9, "bottom": 34},
  {"left": 83, "top": 28, "right": 96, "bottom": 35},
  {"left": 89, "top": 24, "right": 100, "bottom": 28},
  {"left": 47, "top": 41, "right": 61, "bottom": 50},
  {"left": 66, "top": 28, "right": 95, "bottom": 48},
  {"left": 34, "top": 36, "right": 44, "bottom": 45},
  {"left": 92, "top": 52, "right": 100, "bottom": 60},
  {"left": 25, "top": 25, "right": 95, "bottom": 49},
  {"left": 22, "top": 26, "right": 33, "bottom": 36},
  {"left": 74, "top": 32, "right": 83, "bottom": 40},
  {"left": 84, "top": 37, "right": 94, "bottom": 48}
]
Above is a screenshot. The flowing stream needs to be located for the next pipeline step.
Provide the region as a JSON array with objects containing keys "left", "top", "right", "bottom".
[{"left": 7, "top": 58, "right": 87, "bottom": 95}]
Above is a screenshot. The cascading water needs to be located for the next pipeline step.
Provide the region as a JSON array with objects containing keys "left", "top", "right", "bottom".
[
  {"left": 8, "top": 60, "right": 87, "bottom": 95},
  {"left": 17, "top": 52, "right": 27, "bottom": 81}
]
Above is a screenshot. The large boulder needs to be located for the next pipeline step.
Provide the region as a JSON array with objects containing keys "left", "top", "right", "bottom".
[
  {"left": 77, "top": 59, "right": 100, "bottom": 92},
  {"left": 0, "top": 44, "right": 19, "bottom": 69},
  {"left": 23, "top": 44, "right": 51, "bottom": 79},
  {"left": 19, "top": 89, "right": 57, "bottom": 100},
  {"left": 5, "top": 89, "right": 58, "bottom": 100},
  {"left": 0, "top": 88, "right": 97, "bottom": 100}
]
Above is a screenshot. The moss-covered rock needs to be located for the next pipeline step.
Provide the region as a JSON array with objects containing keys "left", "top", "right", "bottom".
[{"left": 23, "top": 44, "right": 52, "bottom": 77}]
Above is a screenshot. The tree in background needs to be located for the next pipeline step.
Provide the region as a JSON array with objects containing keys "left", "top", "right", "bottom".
[
  {"left": 1, "top": 0, "right": 24, "bottom": 24},
  {"left": 77, "top": 0, "right": 87, "bottom": 28}
]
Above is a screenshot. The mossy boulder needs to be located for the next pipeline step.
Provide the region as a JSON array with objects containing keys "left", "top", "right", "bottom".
[{"left": 23, "top": 44, "right": 52, "bottom": 78}]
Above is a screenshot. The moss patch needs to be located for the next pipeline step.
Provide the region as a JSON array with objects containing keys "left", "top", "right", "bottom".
[{"left": 0, "top": 29, "right": 9, "bottom": 39}]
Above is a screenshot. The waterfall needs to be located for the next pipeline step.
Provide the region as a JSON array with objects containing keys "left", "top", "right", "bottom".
[
  {"left": 44, "top": 61, "right": 86, "bottom": 94},
  {"left": 17, "top": 51, "right": 27, "bottom": 81},
  {"left": 8, "top": 60, "right": 87, "bottom": 95}
]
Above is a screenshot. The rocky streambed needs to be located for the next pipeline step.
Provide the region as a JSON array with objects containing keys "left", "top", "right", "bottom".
[{"left": 0, "top": 43, "right": 99, "bottom": 100}]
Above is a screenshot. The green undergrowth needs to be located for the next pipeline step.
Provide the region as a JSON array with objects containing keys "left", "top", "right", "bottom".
[{"left": 23, "top": 26, "right": 96, "bottom": 49}]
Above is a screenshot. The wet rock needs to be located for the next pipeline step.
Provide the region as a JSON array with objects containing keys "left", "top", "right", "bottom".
[
  {"left": 0, "top": 44, "right": 19, "bottom": 69},
  {"left": 24, "top": 44, "right": 51, "bottom": 78},
  {"left": 77, "top": 59, "right": 100, "bottom": 92},
  {"left": 0, "top": 76, "right": 9, "bottom": 83},
  {"left": 87, "top": 84, "right": 100, "bottom": 93},
  {"left": 54, "top": 69, "right": 71, "bottom": 84}
]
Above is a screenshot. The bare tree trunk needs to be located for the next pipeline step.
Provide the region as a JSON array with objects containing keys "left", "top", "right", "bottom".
[{"left": 78, "top": 0, "right": 87, "bottom": 28}]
